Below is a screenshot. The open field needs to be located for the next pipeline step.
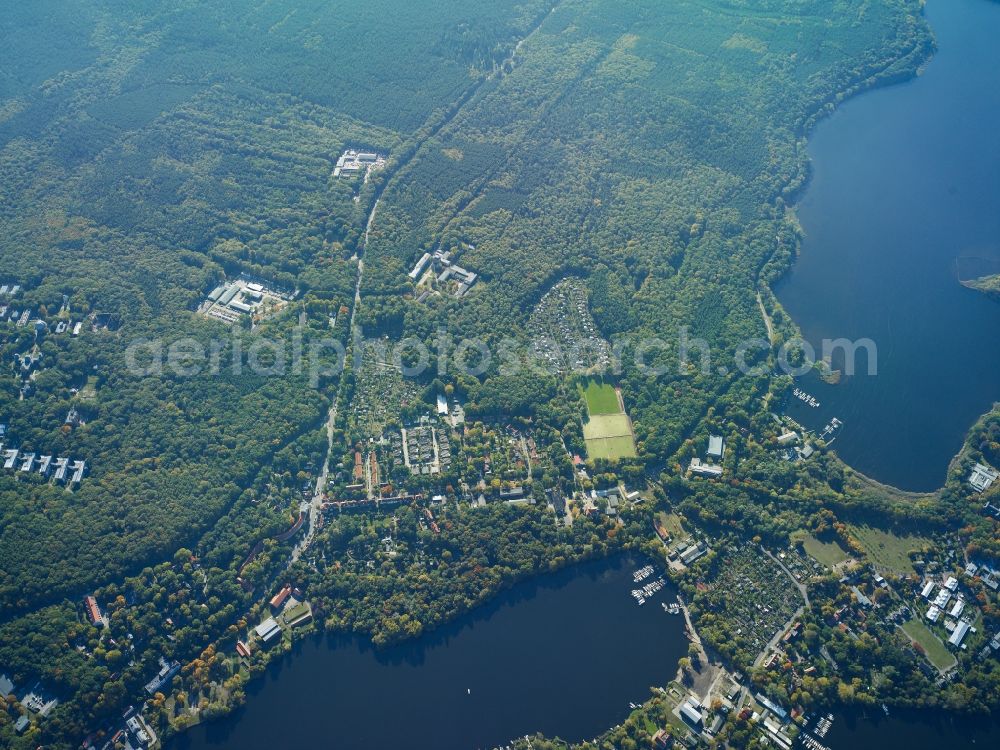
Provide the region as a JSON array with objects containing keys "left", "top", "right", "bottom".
[
  {"left": 580, "top": 380, "right": 621, "bottom": 415},
  {"left": 847, "top": 524, "right": 932, "bottom": 575},
  {"left": 657, "top": 512, "right": 686, "bottom": 540},
  {"left": 901, "top": 618, "right": 956, "bottom": 672},
  {"left": 582, "top": 413, "right": 636, "bottom": 460},
  {"left": 791, "top": 531, "right": 850, "bottom": 569},
  {"left": 586, "top": 435, "right": 637, "bottom": 461},
  {"left": 582, "top": 413, "right": 632, "bottom": 440}
]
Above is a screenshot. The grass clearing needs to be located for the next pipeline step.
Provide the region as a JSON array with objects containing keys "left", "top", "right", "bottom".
[
  {"left": 582, "top": 414, "right": 636, "bottom": 461},
  {"left": 901, "top": 618, "right": 956, "bottom": 672},
  {"left": 657, "top": 512, "right": 685, "bottom": 539},
  {"left": 582, "top": 413, "right": 632, "bottom": 440},
  {"left": 76, "top": 374, "right": 99, "bottom": 401},
  {"left": 847, "top": 524, "right": 932, "bottom": 575},
  {"left": 580, "top": 379, "right": 621, "bottom": 415},
  {"left": 585, "top": 435, "right": 637, "bottom": 460},
  {"left": 791, "top": 531, "right": 849, "bottom": 569}
]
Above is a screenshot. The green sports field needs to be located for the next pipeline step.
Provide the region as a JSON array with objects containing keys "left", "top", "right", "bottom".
[
  {"left": 580, "top": 383, "right": 636, "bottom": 460},
  {"left": 580, "top": 380, "right": 621, "bottom": 415},
  {"left": 586, "top": 435, "right": 637, "bottom": 460}
]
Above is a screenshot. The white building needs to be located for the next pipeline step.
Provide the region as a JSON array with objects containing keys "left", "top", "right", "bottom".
[
  {"left": 254, "top": 617, "right": 281, "bottom": 644},
  {"left": 948, "top": 620, "right": 971, "bottom": 647},
  {"left": 707, "top": 435, "right": 725, "bottom": 459},
  {"left": 969, "top": 463, "right": 998, "bottom": 493},
  {"left": 689, "top": 458, "right": 722, "bottom": 478},
  {"left": 679, "top": 699, "right": 704, "bottom": 729},
  {"left": 409, "top": 253, "right": 432, "bottom": 281}
]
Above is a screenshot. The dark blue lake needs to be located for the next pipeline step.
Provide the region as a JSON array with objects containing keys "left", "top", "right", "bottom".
[
  {"left": 826, "top": 706, "right": 1000, "bottom": 750},
  {"left": 171, "top": 555, "right": 687, "bottom": 750},
  {"left": 777, "top": 0, "right": 1000, "bottom": 492}
]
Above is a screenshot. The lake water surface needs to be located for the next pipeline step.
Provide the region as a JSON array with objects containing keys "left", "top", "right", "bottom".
[
  {"left": 826, "top": 706, "right": 1000, "bottom": 750},
  {"left": 777, "top": 0, "right": 1000, "bottom": 492},
  {"left": 172, "top": 555, "right": 686, "bottom": 750}
]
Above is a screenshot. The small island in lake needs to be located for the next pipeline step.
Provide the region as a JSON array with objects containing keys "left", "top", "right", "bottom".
[{"left": 961, "top": 273, "right": 1000, "bottom": 301}]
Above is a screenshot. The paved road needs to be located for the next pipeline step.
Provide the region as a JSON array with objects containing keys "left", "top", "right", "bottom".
[{"left": 290, "top": 199, "right": 379, "bottom": 566}]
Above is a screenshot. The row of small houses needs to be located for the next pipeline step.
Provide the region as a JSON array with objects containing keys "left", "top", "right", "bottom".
[
  {"left": 0, "top": 305, "right": 87, "bottom": 336},
  {"left": 1, "top": 445, "right": 86, "bottom": 485}
]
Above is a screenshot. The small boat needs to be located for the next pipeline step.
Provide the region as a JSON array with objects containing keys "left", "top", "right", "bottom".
[{"left": 467, "top": 688, "right": 471, "bottom": 695}]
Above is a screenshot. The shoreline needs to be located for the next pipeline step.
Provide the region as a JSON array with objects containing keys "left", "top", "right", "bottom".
[
  {"left": 165, "top": 548, "right": 679, "bottom": 750},
  {"left": 759, "top": 0, "right": 996, "bottom": 499}
]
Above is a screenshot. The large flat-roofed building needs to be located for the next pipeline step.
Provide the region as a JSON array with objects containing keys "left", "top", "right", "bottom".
[
  {"left": 201, "top": 277, "right": 293, "bottom": 324},
  {"left": 679, "top": 699, "right": 704, "bottom": 729},
  {"left": 53, "top": 457, "right": 69, "bottom": 481},
  {"left": 949, "top": 620, "right": 971, "bottom": 647},
  {"left": 254, "top": 617, "right": 282, "bottom": 645},
  {"left": 969, "top": 463, "right": 998, "bottom": 493},
  {"left": 144, "top": 658, "right": 180, "bottom": 695},
  {"left": 409, "top": 252, "right": 432, "bottom": 280},
  {"left": 707, "top": 435, "right": 725, "bottom": 459},
  {"left": 334, "top": 148, "right": 386, "bottom": 177},
  {"left": 689, "top": 457, "right": 722, "bottom": 478},
  {"left": 218, "top": 284, "right": 241, "bottom": 307},
  {"left": 921, "top": 580, "right": 935, "bottom": 599},
  {"left": 755, "top": 692, "right": 788, "bottom": 721},
  {"left": 680, "top": 544, "right": 707, "bottom": 565}
]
